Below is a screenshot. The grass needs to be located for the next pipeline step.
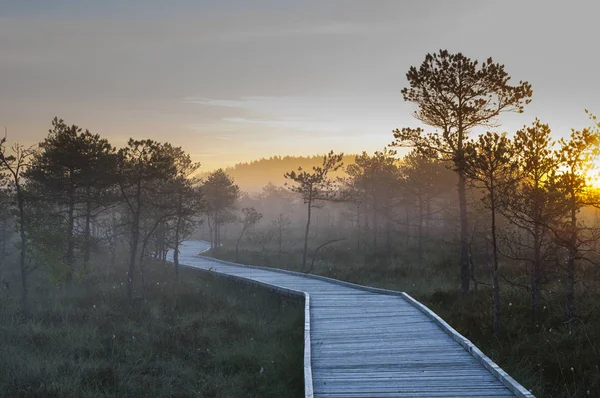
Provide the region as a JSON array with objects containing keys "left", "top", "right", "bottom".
[
  {"left": 0, "top": 253, "right": 304, "bottom": 398},
  {"left": 217, "top": 241, "right": 600, "bottom": 398},
  {"left": 423, "top": 288, "right": 600, "bottom": 398}
]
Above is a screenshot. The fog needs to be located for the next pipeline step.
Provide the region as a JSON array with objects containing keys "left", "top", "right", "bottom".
[{"left": 2, "top": 17, "right": 600, "bottom": 395}]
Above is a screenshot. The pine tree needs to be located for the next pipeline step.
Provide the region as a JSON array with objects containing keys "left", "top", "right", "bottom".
[
  {"left": 393, "top": 50, "right": 532, "bottom": 295},
  {"left": 285, "top": 151, "right": 343, "bottom": 272},
  {"left": 464, "top": 132, "right": 520, "bottom": 335}
]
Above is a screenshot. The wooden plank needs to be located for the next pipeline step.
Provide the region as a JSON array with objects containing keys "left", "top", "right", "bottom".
[{"left": 167, "top": 240, "right": 533, "bottom": 398}]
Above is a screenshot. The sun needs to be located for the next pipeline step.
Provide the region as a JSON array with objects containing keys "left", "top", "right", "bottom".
[{"left": 586, "top": 168, "right": 600, "bottom": 189}]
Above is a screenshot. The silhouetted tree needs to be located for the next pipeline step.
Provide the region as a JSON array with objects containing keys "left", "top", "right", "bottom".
[
  {"left": 235, "top": 207, "right": 262, "bottom": 262},
  {"left": 285, "top": 151, "right": 343, "bottom": 272},
  {"left": 26, "top": 119, "right": 83, "bottom": 283},
  {"left": 555, "top": 113, "right": 600, "bottom": 327},
  {"left": 0, "top": 138, "right": 37, "bottom": 316},
  {"left": 0, "top": 185, "right": 11, "bottom": 258},
  {"left": 259, "top": 182, "right": 296, "bottom": 215},
  {"left": 393, "top": 50, "right": 533, "bottom": 295},
  {"left": 170, "top": 154, "right": 203, "bottom": 277},
  {"left": 400, "top": 150, "right": 453, "bottom": 264},
  {"left": 345, "top": 148, "right": 400, "bottom": 252},
  {"left": 502, "top": 119, "right": 563, "bottom": 325},
  {"left": 26, "top": 118, "right": 117, "bottom": 282},
  {"left": 117, "top": 139, "right": 180, "bottom": 300},
  {"left": 464, "top": 132, "right": 519, "bottom": 335},
  {"left": 272, "top": 213, "right": 291, "bottom": 257},
  {"left": 77, "top": 134, "right": 117, "bottom": 267},
  {"left": 202, "top": 169, "right": 240, "bottom": 255}
]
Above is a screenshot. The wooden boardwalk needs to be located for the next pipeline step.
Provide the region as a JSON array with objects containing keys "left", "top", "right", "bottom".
[{"left": 169, "top": 240, "right": 533, "bottom": 398}]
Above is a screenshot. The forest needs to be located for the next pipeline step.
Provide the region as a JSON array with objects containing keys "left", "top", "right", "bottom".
[
  {"left": 197, "top": 154, "right": 357, "bottom": 193},
  {"left": 2, "top": 50, "right": 600, "bottom": 397}
]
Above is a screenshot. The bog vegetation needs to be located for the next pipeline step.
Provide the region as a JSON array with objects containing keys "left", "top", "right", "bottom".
[
  {"left": 2, "top": 49, "right": 600, "bottom": 397},
  {"left": 0, "top": 251, "right": 304, "bottom": 397}
]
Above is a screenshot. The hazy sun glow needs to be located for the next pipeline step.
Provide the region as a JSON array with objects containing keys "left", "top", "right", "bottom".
[
  {"left": 1, "top": 1, "right": 599, "bottom": 170},
  {"left": 587, "top": 169, "right": 600, "bottom": 188}
]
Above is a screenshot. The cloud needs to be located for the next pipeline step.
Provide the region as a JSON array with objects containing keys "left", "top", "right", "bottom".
[
  {"left": 183, "top": 97, "right": 253, "bottom": 108},
  {"left": 184, "top": 95, "right": 404, "bottom": 136},
  {"left": 222, "top": 117, "right": 343, "bottom": 133}
]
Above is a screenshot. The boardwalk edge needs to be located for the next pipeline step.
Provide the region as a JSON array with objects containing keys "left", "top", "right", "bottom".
[
  {"left": 170, "top": 244, "right": 314, "bottom": 398},
  {"left": 197, "top": 248, "right": 534, "bottom": 398},
  {"left": 400, "top": 292, "right": 535, "bottom": 398}
]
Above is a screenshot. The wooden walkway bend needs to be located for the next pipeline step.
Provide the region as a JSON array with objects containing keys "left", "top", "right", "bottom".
[{"left": 169, "top": 240, "right": 533, "bottom": 398}]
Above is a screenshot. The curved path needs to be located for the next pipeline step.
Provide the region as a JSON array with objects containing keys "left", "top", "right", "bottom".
[{"left": 168, "top": 240, "right": 533, "bottom": 398}]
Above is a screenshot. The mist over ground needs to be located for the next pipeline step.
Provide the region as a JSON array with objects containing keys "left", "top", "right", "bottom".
[{"left": 2, "top": 2, "right": 600, "bottom": 397}]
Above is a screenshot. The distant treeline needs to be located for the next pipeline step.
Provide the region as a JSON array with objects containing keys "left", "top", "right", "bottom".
[
  {"left": 3, "top": 48, "right": 600, "bottom": 397},
  {"left": 199, "top": 154, "right": 358, "bottom": 192}
]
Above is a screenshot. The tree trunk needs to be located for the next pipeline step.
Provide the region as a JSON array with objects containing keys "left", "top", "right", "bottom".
[
  {"left": 127, "top": 216, "right": 139, "bottom": 301},
  {"left": 235, "top": 227, "right": 245, "bottom": 263},
  {"left": 531, "top": 223, "right": 541, "bottom": 327},
  {"left": 372, "top": 200, "right": 378, "bottom": 250},
  {"left": 110, "top": 210, "right": 117, "bottom": 267},
  {"left": 458, "top": 173, "right": 470, "bottom": 296},
  {"left": 17, "top": 190, "right": 29, "bottom": 317},
  {"left": 418, "top": 196, "right": 424, "bottom": 265},
  {"left": 355, "top": 203, "right": 361, "bottom": 253},
  {"left": 65, "top": 187, "right": 76, "bottom": 285},
  {"left": 425, "top": 199, "right": 431, "bottom": 240},
  {"left": 214, "top": 219, "right": 220, "bottom": 255},
  {"left": 20, "top": 262, "right": 29, "bottom": 317},
  {"left": 139, "top": 231, "right": 154, "bottom": 300},
  {"left": 404, "top": 206, "right": 410, "bottom": 249},
  {"left": 213, "top": 217, "right": 219, "bottom": 255},
  {"left": 490, "top": 194, "right": 500, "bottom": 336},
  {"left": 139, "top": 241, "right": 147, "bottom": 300},
  {"left": 363, "top": 201, "right": 370, "bottom": 249},
  {"left": 308, "top": 238, "right": 346, "bottom": 273},
  {"left": 207, "top": 214, "right": 214, "bottom": 251},
  {"left": 174, "top": 216, "right": 181, "bottom": 277},
  {"left": 83, "top": 187, "right": 92, "bottom": 266},
  {"left": 302, "top": 201, "right": 312, "bottom": 272},
  {"left": 385, "top": 208, "right": 392, "bottom": 256},
  {"left": 566, "top": 193, "right": 577, "bottom": 329},
  {"left": 153, "top": 222, "right": 162, "bottom": 260},
  {"left": 0, "top": 218, "right": 7, "bottom": 256}
]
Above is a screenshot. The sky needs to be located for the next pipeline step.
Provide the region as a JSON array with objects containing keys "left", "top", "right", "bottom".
[{"left": 1, "top": 1, "right": 599, "bottom": 170}]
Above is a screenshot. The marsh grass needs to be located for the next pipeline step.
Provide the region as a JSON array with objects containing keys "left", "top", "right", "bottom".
[
  {"left": 0, "top": 253, "right": 304, "bottom": 398},
  {"left": 221, "top": 244, "right": 600, "bottom": 397}
]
